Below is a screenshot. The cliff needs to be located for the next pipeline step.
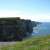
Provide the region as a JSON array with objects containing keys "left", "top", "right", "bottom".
[{"left": 0, "top": 17, "right": 39, "bottom": 41}]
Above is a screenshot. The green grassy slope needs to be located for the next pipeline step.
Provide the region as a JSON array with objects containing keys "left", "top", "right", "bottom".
[{"left": 0, "top": 35, "right": 50, "bottom": 50}]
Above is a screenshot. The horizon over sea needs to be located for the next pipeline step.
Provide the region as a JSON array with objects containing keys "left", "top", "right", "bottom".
[{"left": 32, "top": 22, "right": 50, "bottom": 36}]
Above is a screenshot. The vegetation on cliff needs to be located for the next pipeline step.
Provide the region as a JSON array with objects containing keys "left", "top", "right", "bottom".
[{"left": 0, "top": 35, "right": 49, "bottom": 50}]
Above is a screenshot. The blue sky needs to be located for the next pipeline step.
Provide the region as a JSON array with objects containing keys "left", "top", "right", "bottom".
[{"left": 0, "top": 0, "right": 50, "bottom": 22}]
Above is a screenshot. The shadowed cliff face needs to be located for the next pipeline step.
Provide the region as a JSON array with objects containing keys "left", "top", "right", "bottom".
[{"left": 0, "top": 17, "right": 38, "bottom": 41}]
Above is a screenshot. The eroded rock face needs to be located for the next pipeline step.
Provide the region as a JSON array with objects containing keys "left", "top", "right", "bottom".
[{"left": 0, "top": 17, "right": 38, "bottom": 41}]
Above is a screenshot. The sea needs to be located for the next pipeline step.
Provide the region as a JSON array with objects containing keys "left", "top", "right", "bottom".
[{"left": 32, "top": 22, "right": 50, "bottom": 36}]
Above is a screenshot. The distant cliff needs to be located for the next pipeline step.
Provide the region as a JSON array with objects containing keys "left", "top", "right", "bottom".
[{"left": 0, "top": 17, "right": 39, "bottom": 41}]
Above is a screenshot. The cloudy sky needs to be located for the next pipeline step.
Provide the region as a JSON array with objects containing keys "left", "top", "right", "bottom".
[{"left": 0, "top": 0, "right": 49, "bottom": 22}]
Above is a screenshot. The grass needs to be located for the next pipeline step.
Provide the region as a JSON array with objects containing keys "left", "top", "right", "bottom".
[{"left": 0, "top": 35, "right": 50, "bottom": 50}]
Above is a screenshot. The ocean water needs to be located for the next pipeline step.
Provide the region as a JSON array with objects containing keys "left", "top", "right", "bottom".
[{"left": 32, "top": 22, "right": 50, "bottom": 36}]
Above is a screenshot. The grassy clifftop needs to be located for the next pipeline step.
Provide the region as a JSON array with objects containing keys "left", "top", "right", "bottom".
[{"left": 0, "top": 35, "right": 50, "bottom": 50}]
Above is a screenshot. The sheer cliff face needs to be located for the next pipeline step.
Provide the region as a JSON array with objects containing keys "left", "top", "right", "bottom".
[{"left": 0, "top": 17, "right": 38, "bottom": 41}]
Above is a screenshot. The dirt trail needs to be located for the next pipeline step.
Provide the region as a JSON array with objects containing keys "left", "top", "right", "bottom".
[{"left": 0, "top": 42, "right": 16, "bottom": 47}]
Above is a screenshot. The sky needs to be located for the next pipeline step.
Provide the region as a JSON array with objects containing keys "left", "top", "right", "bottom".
[{"left": 0, "top": 0, "right": 50, "bottom": 22}]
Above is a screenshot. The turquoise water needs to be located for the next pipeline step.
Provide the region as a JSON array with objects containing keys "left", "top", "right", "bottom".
[{"left": 32, "top": 22, "right": 50, "bottom": 36}]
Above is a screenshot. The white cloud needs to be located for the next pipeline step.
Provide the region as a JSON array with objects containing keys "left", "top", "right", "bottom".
[
  {"left": 0, "top": 10, "right": 22, "bottom": 17},
  {"left": 0, "top": 10, "right": 50, "bottom": 22}
]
